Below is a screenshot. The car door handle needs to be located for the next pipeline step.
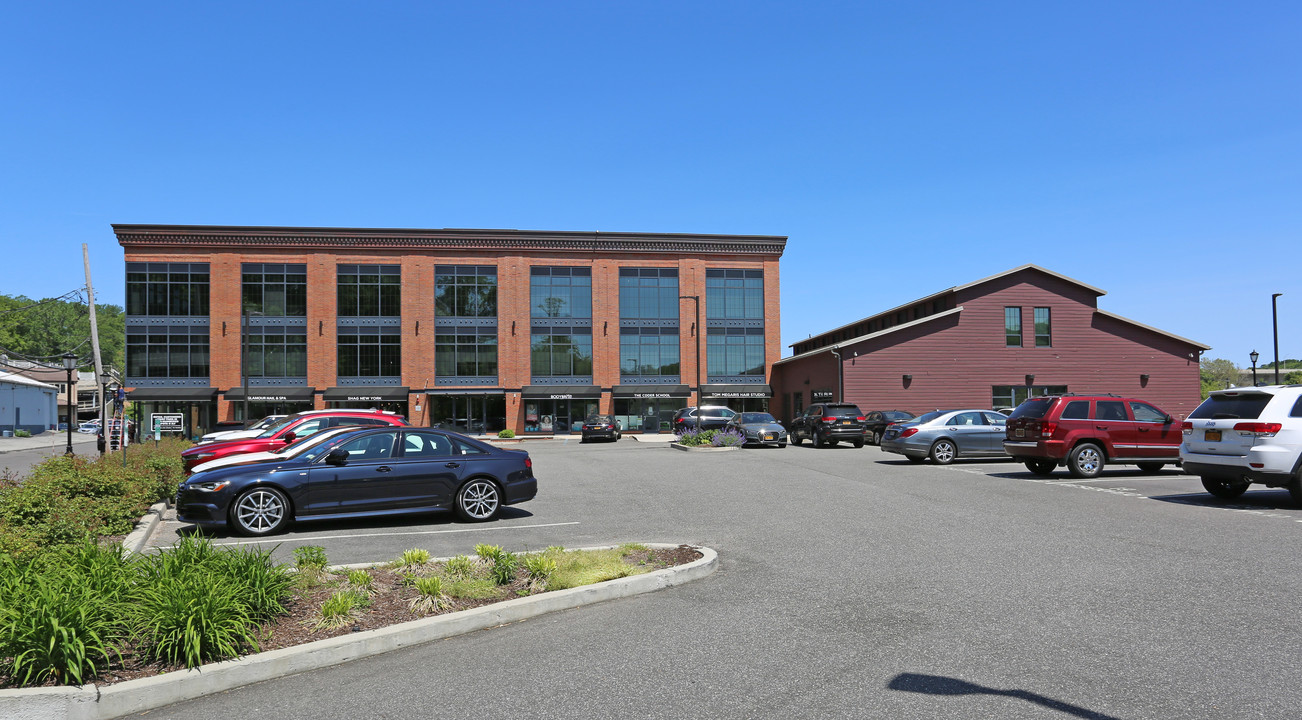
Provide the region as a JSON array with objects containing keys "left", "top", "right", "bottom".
[
  {"left": 376, "top": 466, "right": 392, "bottom": 473},
  {"left": 1095, "top": 425, "right": 1109, "bottom": 430},
  {"left": 1138, "top": 427, "right": 1151, "bottom": 432},
  {"left": 444, "top": 462, "right": 461, "bottom": 468}
]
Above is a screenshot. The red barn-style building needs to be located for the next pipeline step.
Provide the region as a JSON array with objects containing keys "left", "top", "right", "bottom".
[{"left": 770, "top": 265, "right": 1209, "bottom": 423}]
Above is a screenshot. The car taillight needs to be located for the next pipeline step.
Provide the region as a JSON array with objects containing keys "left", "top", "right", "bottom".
[
  {"left": 1040, "top": 421, "right": 1057, "bottom": 438},
  {"left": 822, "top": 417, "right": 836, "bottom": 423},
  {"left": 1181, "top": 421, "right": 1193, "bottom": 435},
  {"left": 899, "top": 427, "right": 919, "bottom": 438},
  {"left": 1234, "top": 422, "right": 1282, "bottom": 436},
  {"left": 856, "top": 416, "right": 865, "bottom": 422},
  {"left": 524, "top": 457, "right": 532, "bottom": 469}
]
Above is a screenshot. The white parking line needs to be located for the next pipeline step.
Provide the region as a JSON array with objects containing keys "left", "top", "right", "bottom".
[{"left": 204, "top": 521, "right": 582, "bottom": 547}]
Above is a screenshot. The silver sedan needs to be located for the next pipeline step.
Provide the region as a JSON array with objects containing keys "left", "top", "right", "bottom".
[
  {"left": 879, "top": 409, "right": 1009, "bottom": 464},
  {"left": 724, "top": 412, "right": 788, "bottom": 448}
]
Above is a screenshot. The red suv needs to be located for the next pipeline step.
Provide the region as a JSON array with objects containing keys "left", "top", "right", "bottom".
[
  {"left": 181, "top": 410, "right": 409, "bottom": 472},
  {"left": 1003, "top": 394, "right": 1182, "bottom": 477}
]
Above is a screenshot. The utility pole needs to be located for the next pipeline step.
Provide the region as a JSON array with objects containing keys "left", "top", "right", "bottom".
[{"left": 83, "top": 245, "right": 107, "bottom": 443}]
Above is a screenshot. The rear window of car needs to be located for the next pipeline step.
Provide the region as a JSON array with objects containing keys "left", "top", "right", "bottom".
[
  {"left": 825, "top": 404, "right": 863, "bottom": 417},
  {"left": 883, "top": 411, "right": 914, "bottom": 421},
  {"left": 1189, "top": 393, "right": 1274, "bottom": 420},
  {"left": 1008, "top": 398, "right": 1052, "bottom": 420},
  {"left": 914, "top": 411, "right": 947, "bottom": 424}
]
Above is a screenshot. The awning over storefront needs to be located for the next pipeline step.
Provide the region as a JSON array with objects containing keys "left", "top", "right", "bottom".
[
  {"left": 521, "top": 385, "right": 603, "bottom": 400},
  {"left": 224, "top": 387, "right": 317, "bottom": 402},
  {"left": 322, "top": 386, "right": 409, "bottom": 402},
  {"left": 425, "top": 389, "right": 505, "bottom": 396},
  {"left": 611, "top": 384, "right": 691, "bottom": 399},
  {"left": 701, "top": 384, "right": 772, "bottom": 399},
  {"left": 127, "top": 387, "right": 219, "bottom": 401}
]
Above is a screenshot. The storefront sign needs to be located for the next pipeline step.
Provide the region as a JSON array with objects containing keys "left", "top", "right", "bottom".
[
  {"left": 249, "top": 395, "right": 289, "bottom": 402},
  {"left": 548, "top": 394, "right": 573, "bottom": 400},
  {"left": 710, "top": 392, "right": 770, "bottom": 398},
  {"left": 151, "top": 413, "right": 185, "bottom": 433},
  {"left": 345, "top": 396, "right": 384, "bottom": 402},
  {"left": 632, "top": 393, "right": 673, "bottom": 398},
  {"left": 812, "top": 390, "right": 834, "bottom": 402}
]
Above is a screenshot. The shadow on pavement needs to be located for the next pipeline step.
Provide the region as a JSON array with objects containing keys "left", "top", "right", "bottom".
[
  {"left": 887, "top": 672, "right": 1121, "bottom": 720},
  {"left": 175, "top": 506, "right": 536, "bottom": 541},
  {"left": 1148, "top": 488, "right": 1299, "bottom": 512}
]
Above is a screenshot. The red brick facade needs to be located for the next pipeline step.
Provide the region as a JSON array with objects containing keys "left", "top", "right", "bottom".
[
  {"left": 116, "top": 226, "right": 786, "bottom": 433},
  {"left": 770, "top": 266, "right": 1209, "bottom": 422}
]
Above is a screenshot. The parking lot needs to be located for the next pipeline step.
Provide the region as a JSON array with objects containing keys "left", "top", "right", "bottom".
[{"left": 150, "top": 439, "right": 1302, "bottom": 719}]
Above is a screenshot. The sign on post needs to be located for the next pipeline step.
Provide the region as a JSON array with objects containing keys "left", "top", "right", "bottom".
[{"left": 151, "top": 413, "right": 185, "bottom": 441}]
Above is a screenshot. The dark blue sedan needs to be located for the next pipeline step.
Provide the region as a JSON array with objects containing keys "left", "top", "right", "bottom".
[{"left": 176, "top": 427, "right": 537, "bottom": 536}]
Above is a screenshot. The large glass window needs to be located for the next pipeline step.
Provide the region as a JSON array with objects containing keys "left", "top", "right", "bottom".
[
  {"left": 706, "top": 269, "right": 763, "bottom": 320},
  {"left": 435, "top": 266, "right": 497, "bottom": 317},
  {"left": 242, "top": 264, "right": 307, "bottom": 317},
  {"left": 531, "top": 333, "right": 593, "bottom": 377},
  {"left": 1005, "top": 307, "right": 1022, "bottom": 347},
  {"left": 435, "top": 328, "right": 498, "bottom": 378},
  {"left": 126, "top": 263, "right": 209, "bottom": 317},
  {"left": 620, "top": 327, "right": 679, "bottom": 377},
  {"left": 530, "top": 267, "right": 591, "bottom": 319},
  {"left": 707, "top": 328, "right": 765, "bottom": 378},
  {"left": 992, "top": 384, "right": 1067, "bottom": 411},
  {"left": 245, "top": 327, "right": 307, "bottom": 378},
  {"left": 126, "top": 327, "right": 209, "bottom": 378},
  {"left": 339, "top": 265, "right": 400, "bottom": 317},
  {"left": 337, "top": 328, "right": 401, "bottom": 377},
  {"left": 1034, "top": 307, "right": 1052, "bottom": 347},
  {"left": 619, "top": 268, "right": 679, "bottom": 319}
]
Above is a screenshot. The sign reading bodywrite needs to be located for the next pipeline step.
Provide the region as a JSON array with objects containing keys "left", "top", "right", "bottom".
[{"left": 151, "top": 413, "right": 185, "bottom": 433}]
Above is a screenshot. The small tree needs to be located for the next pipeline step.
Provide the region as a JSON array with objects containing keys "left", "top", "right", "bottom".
[{"left": 1200, "top": 357, "right": 1240, "bottom": 398}]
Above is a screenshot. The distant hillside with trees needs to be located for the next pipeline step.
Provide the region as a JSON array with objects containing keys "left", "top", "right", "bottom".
[{"left": 0, "top": 293, "right": 124, "bottom": 372}]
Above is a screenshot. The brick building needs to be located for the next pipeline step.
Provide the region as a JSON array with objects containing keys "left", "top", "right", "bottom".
[
  {"left": 115, "top": 225, "right": 785, "bottom": 437},
  {"left": 770, "top": 265, "right": 1209, "bottom": 423}
]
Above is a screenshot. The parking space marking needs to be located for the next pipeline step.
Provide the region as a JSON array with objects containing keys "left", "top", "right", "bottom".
[{"left": 204, "top": 521, "right": 582, "bottom": 547}]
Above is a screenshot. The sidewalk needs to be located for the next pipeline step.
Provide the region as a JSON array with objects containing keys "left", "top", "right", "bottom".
[{"left": 0, "top": 431, "right": 98, "bottom": 454}]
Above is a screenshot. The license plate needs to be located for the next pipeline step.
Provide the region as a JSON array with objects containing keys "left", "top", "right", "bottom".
[
  {"left": 1205, "top": 429, "right": 1221, "bottom": 442},
  {"left": 1015, "top": 428, "right": 1025, "bottom": 438},
  {"left": 841, "top": 420, "right": 851, "bottom": 425},
  {"left": 763, "top": 433, "right": 774, "bottom": 440}
]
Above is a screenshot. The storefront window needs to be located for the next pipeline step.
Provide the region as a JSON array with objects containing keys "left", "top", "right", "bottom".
[
  {"left": 427, "top": 394, "right": 505, "bottom": 434},
  {"left": 524, "top": 399, "right": 599, "bottom": 434},
  {"left": 245, "top": 328, "right": 307, "bottom": 379},
  {"left": 127, "top": 327, "right": 209, "bottom": 379},
  {"left": 613, "top": 398, "right": 686, "bottom": 433},
  {"left": 707, "top": 328, "right": 765, "bottom": 378}
]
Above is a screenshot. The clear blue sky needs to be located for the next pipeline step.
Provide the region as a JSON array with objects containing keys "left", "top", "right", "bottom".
[{"left": 2, "top": 1, "right": 1298, "bottom": 366}]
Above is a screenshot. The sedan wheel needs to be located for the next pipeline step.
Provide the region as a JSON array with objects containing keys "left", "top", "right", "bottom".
[
  {"left": 929, "top": 440, "right": 956, "bottom": 465},
  {"left": 871, "top": 430, "right": 882, "bottom": 445},
  {"left": 231, "top": 487, "right": 290, "bottom": 537},
  {"left": 1025, "top": 460, "right": 1056, "bottom": 476},
  {"left": 456, "top": 478, "right": 501, "bottom": 522}
]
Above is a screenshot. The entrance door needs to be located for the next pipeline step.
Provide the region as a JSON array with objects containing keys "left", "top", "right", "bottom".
[{"left": 642, "top": 400, "right": 659, "bottom": 434}]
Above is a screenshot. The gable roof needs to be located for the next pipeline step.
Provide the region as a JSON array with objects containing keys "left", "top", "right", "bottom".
[
  {"left": 0, "top": 371, "right": 58, "bottom": 390},
  {"left": 792, "top": 264, "right": 1104, "bottom": 351},
  {"left": 775, "top": 307, "right": 965, "bottom": 366},
  {"left": 1094, "top": 309, "right": 1211, "bottom": 351}
]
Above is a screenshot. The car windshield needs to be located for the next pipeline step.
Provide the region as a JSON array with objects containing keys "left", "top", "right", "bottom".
[
  {"left": 824, "top": 405, "right": 863, "bottom": 417},
  {"left": 741, "top": 413, "right": 776, "bottom": 424},
  {"left": 1189, "top": 393, "right": 1274, "bottom": 420},
  {"left": 913, "top": 411, "right": 948, "bottom": 424},
  {"left": 256, "top": 415, "right": 303, "bottom": 439},
  {"left": 586, "top": 415, "right": 614, "bottom": 423},
  {"left": 1008, "top": 399, "right": 1052, "bottom": 420},
  {"left": 271, "top": 427, "right": 354, "bottom": 457},
  {"left": 250, "top": 416, "right": 281, "bottom": 430}
]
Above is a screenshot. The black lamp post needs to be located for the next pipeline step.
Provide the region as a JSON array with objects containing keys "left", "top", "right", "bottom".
[
  {"left": 98, "top": 371, "right": 113, "bottom": 455},
  {"left": 61, "top": 352, "right": 77, "bottom": 455},
  {"left": 1250, "top": 350, "right": 1259, "bottom": 387},
  {"left": 679, "top": 295, "right": 702, "bottom": 431},
  {"left": 1272, "top": 293, "right": 1283, "bottom": 385}
]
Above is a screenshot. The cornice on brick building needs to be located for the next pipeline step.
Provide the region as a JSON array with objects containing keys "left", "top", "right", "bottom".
[{"left": 113, "top": 224, "right": 788, "bottom": 257}]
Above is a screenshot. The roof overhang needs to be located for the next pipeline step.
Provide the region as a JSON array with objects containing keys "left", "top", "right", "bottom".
[
  {"left": 1093, "top": 310, "right": 1210, "bottom": 350},
  {"left": 776, "top": 307, "right": 965, "bottom": 366}
]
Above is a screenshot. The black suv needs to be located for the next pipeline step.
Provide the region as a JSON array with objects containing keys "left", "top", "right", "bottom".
[
  {"left": 671, "top": 406, "right": 737, "bottom": 432},
  {"left": 790, "top": 403, "right": 867, "bottom": 448}
]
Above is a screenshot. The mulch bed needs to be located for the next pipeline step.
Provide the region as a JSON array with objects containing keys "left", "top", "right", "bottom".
[{"left": 4, "top": 545, "right": 702, "bottom": 688}]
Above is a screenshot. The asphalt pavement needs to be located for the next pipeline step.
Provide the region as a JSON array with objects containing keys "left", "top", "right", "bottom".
[
  {"left": 141, "top": 440, "right": 1302, "bottom": 719},
  {"left": 0, "top": 430, "right": 99, "bottom": 478}
]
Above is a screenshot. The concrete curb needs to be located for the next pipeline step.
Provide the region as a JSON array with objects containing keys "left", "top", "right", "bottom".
[
  {"left": 120, "top": 502, "right": 167, "bottom": 557},
  {"left": 669, "top": 443, "right": 740, "bottom": 452},
  {"left": 2, "top": 544, "right": 718, "bottom": 720}
]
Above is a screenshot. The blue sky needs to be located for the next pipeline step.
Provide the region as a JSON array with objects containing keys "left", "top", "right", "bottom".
[{"left": 2, "top": 1, "right": 1298, "bottom": 366}]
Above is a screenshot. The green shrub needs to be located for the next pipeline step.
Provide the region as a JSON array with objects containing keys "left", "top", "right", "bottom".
[
  {"left": 497, "top": 429, "right": 515, "bottom": 439},
  {"left": 443, "top": 554, "right": 474, "bottom": 579},
  {"left": 490, "top": 550, "right": 519, "bottom": 586},
  {"left": 396, "top": 548, "right": 430, "bottom": 567},
  {"left": 294, "top": 545, "right": 329, "bottom": 585},
  {"left": 474, "top": 543, "right": 503, "bottom": 561},
  {"left": 524, "top": 554, "right": 557, "bottom": 592},
  {"left": 346, "top": 569, "right": 373, "bottom": 594},
  {"left": 13, "top": 429, "right": 30, "bottom": 438},
  {"left": 674, "top": 429, "right": 717, "bottom": 447},
  {"left": 409, "top": 575, "right": 448, "bottom": 613},
  {"left": 131, "top": 570, "right": 262, "bottom": 667},
  {"left": 316, "top": 590, "right": 363, "bottom": 629}
]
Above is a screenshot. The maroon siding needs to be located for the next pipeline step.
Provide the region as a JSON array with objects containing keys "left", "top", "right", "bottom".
[{"left": 773, "top": 268, "right": 1204, "bottom": 422}]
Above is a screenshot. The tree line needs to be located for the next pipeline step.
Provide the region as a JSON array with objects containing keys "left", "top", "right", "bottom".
[{"left": 0, "top": 294, "right": 125, "bottom": 373}]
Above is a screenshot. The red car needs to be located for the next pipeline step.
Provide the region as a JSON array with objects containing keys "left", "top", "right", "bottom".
[
  {"left": 1003, "top": 394, "right": 1181, "bottom": 478},
  {"left": 181, "top": 410, "right": 409, "bottom": 472}
]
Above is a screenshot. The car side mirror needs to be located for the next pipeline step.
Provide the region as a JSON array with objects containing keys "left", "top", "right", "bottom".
[
  {"left": 325, "top": 448, "right": 349, "bottom": 465},
  {"left": 282, "top": 432, "right": 296, "bottom": 444},
  {"left": 1164, "top": 415, "right": 1174, "bottom": 424}
]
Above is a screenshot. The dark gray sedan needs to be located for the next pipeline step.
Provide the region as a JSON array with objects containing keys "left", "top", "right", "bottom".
[
  {"left": 724, "top": 412, "right": 788, "bottom": 448},
  {"left": 879, "top": 409, "right": 1009, "bottom": 464}
]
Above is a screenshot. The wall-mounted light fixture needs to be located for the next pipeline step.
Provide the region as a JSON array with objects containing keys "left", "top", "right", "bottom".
[
  {"left": 603, "top": 320, "right": 608, "bottom": 336},
  {"left": 222, "top": 321, "right": 226, "bottom": 337},
  {"left": 902, "top": 374, "right": 912, "bottom": 383},
  {"left": 415, "top": 320, "right": 420, "bottom": 336},
  {"left": 1140, "top": 373, "right": 1150, "bottom": 386},
  {"left": 319, "top": 320, "right": 324, "bottom": 336},
  {"left": 1025, "top": 374, "right": 1035, "bottom": 386},
  {"left": 511, "top": 320, "right": 516, "bottom": 336}
]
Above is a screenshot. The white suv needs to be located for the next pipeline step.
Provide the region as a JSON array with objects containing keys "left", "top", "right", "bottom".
[{"left": 1181, "top": 385, "right": 1302, "bottom": 504}]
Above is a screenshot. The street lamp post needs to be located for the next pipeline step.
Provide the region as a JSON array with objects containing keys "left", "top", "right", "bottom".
[
  {"left": 61, "top": 352, "right": 77, "bottom": 455},
  {"left": 679, "top": 295, "right": 702, "bottom": 432},
  {"left": 98, "top": 371, "right": 113, "bottom": 455},
  {"left": 1250, "top": 350, "right": 1259, "bottom": 387},
  {"left": 1272, "top": 293, "right": 1283, "bottom": 385}
]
